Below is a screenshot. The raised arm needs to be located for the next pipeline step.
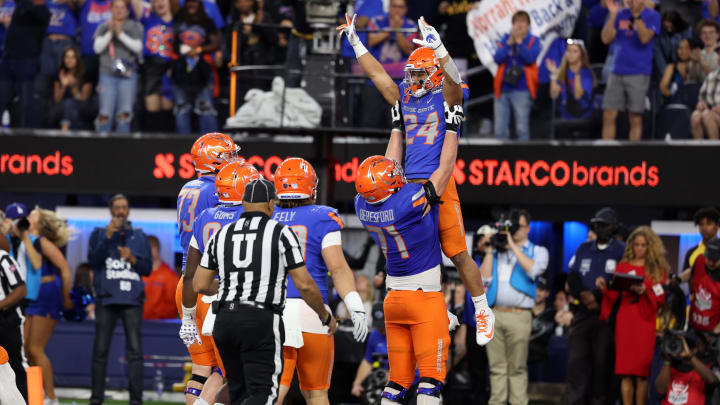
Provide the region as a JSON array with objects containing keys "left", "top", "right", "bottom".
[
  {"left": 412, "top": 17, "right": 462, "bottom": 105},
  {"left": 338, "top": 13, "right": 400, "bottom": 105},
  {"left": 130, "top": 0, "right": 144, "bottom": 21},
  {"left": 601, "top": 0, "right": 619, "bottom": 45},
  {"left": 386, "top": 102, "right": 405, "bottom": 162}
]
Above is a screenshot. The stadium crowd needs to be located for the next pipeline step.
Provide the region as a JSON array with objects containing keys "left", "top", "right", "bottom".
[{"left": 4, "top": 0, "right": 720, "bottom": 138}]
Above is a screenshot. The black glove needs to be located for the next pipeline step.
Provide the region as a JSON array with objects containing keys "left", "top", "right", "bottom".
[
  {"left": 422, "top": 181, "right": 442, "bottom": 206},
  {"left": 391, "top": 100, "right": 404, "bottom": 132},
  {"left": 444, "top": 101, "right": 464, "bottom": 133}
]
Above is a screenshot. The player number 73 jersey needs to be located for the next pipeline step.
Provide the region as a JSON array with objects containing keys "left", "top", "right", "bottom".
[
  {"left": 177, "top": 176, "right": 218, "bottom": 271},
  {"left": 399, "top": 82, "right": 470, "bottom": 180},
  {"left": 354, "top": 183, "right": 441, "bottom": 277}
]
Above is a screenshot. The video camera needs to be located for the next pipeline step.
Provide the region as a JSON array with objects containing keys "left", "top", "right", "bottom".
[
  {"left": 489, "top": 215, "right": 520, "bottom": 252},
  {"left": 661, "top": 330, "right": 694, "bottom": 358},
  {"left": 662, "top": 329, "right": 720, "bottom": 366},
  {"left": 303, "top": 0, "right": 349, "bottom": 54}
]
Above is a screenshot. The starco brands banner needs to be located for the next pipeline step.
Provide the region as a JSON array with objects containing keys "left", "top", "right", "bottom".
[
  {"left": 1, "top": 134, "right": 717, "bottom": 207},
  {"left": 466, "top": 0, "right": 581, "bottom": 75}
]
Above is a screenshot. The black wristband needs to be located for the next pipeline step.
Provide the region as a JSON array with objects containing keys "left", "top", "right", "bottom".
[
  {"left": 422, "top": 181, "right": 442, "bottom": 206},
  {"left": 322, "top": 312, "right": 331, "bottom": 326}
]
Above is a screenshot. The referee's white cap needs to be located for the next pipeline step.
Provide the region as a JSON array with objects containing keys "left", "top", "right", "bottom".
[{"left": 243, "top": 178, "right": 277, "bottom": 203}]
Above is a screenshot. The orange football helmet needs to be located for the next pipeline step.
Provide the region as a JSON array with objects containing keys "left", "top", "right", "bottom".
[
  {"left": 355, "top": 156, "right": 405, "bottom": 204},
  {"left": 191, "top": 132, "right": 241, "bottom": 174},
  {"left": 274, "top": 158, "right": 318, "bottom": 200},
  {"left": 215, "top": 162, "right": 262, "bottom": 203},
  {"left": 404, "top": 47, "right": 444, "bottom": 98}
]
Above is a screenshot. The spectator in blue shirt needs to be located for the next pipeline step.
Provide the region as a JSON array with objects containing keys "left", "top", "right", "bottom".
[
  {"left": 41, "top": 0, "right": 78, "bottom": 77},
  {"left": 492, "top": 10, "right": 541, "bottom": 140},
  {"left": 130, "top": 0, "right": 178, "bottom": 133},
  {"left": 77, "top": 0, "right": 113, "bottom": 84},
  {"left": 547, "top": 39, "right": 597, "bottom": 137},
  {"left": 565, "top": 207, "right": 626, "bottom": 405},
  {"left": 600, "top": 0, "right": 660, "bottom": 141}
]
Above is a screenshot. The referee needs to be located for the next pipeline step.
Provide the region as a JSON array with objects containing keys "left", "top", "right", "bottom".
[
  {"left": 194, "top": 179, "right": 337, "bottom": 405},
  {"left": 0, "top": 248, "right": 28, "bottom": 401}
]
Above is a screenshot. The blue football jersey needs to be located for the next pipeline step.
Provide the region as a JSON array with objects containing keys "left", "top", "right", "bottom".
[
  {"left": 272, "top": 205, "right": 345, "bottom": 304},
  {"left": 177, "top": 176, "right": 218, "bottom": 270},
  {"left": 191, "top": 204, "right": 245, "bottom": 254},
  {"left": 399, "top": 82, "right": 470, "bottom": 179},
  {"left": 354, "top": 183, "right": 441, "bottom": 277}
]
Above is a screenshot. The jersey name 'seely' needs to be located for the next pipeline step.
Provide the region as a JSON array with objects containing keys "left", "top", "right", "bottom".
[
  {"left": 272, "top": 205, "right": 344, "bottom": 304},
  {"left": 399, "top": 83, "right": 470, "bottom": 179},
  {"left": 191, "top": 204, "right": 245, "bottom": 254},
  {"left": 354, "top": 183, "right": 441, "bottom": 277},
  {"left": 177, "top": 176, "right": 218, "bottom": 270}
]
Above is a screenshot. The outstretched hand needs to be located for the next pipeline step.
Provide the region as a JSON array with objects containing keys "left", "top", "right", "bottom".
[
  {"left": 412, "top": 16, "right": 448, "bottom": 58},
  {"left": 336, "top": 13, "right": 360, "bottom": 46}
]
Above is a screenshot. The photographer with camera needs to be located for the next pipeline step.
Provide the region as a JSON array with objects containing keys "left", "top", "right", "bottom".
[
  {"left": 88, "top": 194, "right": 151, "bottom": 405},
  {"left": 654, "top": 333, "right": 718, "bottom": 405},
  {"left": 479, "top": 209, "right": 549, "bottom": 405},
  {"left": 492, "top": 10, "right": 541, "bottom": 141},
  {"left": 565, "top": 207, "right": 625, "bottom": 405}
]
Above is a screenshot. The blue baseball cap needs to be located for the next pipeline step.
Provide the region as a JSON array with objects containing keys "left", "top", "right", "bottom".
[{"left": 5, "top": 203, "right": 28, "bottom": 220}]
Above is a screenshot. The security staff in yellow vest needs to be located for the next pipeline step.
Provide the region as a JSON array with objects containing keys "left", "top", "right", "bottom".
[{"left": 479, "top": 209, "right": 549, "bottom": 405}]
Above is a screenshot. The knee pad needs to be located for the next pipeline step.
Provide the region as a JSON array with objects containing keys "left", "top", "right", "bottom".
[
  {"left": 415, "top": 377, "right": 442, "bottom": 405},
  {"left": 190, "top": 373, "right": 208, "bottom": 385},
  {"left": 416, "top": 377, "right": 442, "bottom": 397},
  {"left": 380, "top": 381, "right": 408, "bottom": 404}
]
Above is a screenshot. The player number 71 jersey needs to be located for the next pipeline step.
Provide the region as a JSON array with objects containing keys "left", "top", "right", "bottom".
[
  {"left": 399, "top": 82, "right": 470, "bottom": 180},
  {"left": 354, "top": 182, "right": 441, "bottom": 277}
]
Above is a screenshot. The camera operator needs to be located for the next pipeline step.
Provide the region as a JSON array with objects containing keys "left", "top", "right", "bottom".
[
  {"left": 654, "top": 334, "right": 718, "bottom": 405},
  {"left": 688, "top": 237, "right": 720, "bottom": 334},
  {"left": 2, "top": 203, "right": 42, "bottom": 301},
  {"left": 88, "top": 194, "right": 151, "bottom": 405},
  {"left": 480, "top": 209, "right": 549, "bottom": 405},
  {"left": 565, "top": 207, "right": 625, "bottom": 405}
]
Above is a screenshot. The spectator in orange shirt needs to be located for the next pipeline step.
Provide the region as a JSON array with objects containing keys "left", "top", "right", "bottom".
[{"left": 142, "top": 235, "right": 179, "bottom": 319}]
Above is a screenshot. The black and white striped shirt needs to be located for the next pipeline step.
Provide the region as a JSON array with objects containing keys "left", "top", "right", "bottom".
[
  {"left": 0, "top": 249, "right": 24, "bottom": 301},
  {"left": 200, "top": 211, "right": 305, "bottom": 311}
]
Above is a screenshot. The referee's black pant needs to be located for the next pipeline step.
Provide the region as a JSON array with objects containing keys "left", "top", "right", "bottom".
[
  {"left": 214, "top": 303, "right": 285, "bottom": 405},
  {"left": 564, "top": 314, "right": 613, "bottom": 405},
  {"left": 0, "top": 307, "right": 28, "bottom": 402}
]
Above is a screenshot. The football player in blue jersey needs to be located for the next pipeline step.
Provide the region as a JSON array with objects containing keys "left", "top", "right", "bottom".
[
  {"left": 354, "top": 155, "right": 460, "bottom": 405},
  {"left": 338, "top": 14, "right": 494, "bottom": 346},
  {"left": 176, "top": 132, "right": 239, "bottom": 405},
  {"left": 180, "top": 161, "right": 261, "bottom": 405},
  {"left": 271, "top": 157, "right": 369, "bottom": 405}
]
